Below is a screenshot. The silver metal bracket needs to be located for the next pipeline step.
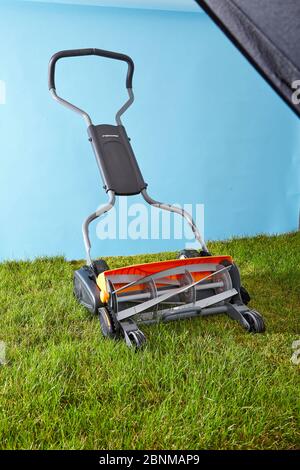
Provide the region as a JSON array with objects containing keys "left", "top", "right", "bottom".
[{"left": 226, "top": 303, "right": 250, "bottom": 330}]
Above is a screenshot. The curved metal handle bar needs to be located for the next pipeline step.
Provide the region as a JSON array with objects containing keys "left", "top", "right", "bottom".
[
  {"left": 48, "top": 48, "right": 135, "bottom": 126},
  {"left": 142, "top": 189, "right": 208, "bottom": 253},
  {"left": 82, "top": 190, "right": 116, "bottom": 266},
  {"left": 50, "top": 88, "right": 92, "bottom": 126},
  {"left": 82, "top": 189, "right": 207, "bottom": 266}
]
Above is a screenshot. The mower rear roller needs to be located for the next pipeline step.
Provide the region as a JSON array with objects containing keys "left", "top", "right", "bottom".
[
  {"left": 127, "top": 329, "right": 147, "bottom": 350},
  {"left": 242, "top": 309, "right": 265, "bottom": 333}
]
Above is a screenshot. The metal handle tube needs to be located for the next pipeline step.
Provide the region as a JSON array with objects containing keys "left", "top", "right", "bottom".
[
  {"left": 49, "top": 88, "right": 92, "bottom": 126},
  {"left": 142, "top": 189, "right": 209, "bottom": 253},
  {"left": 82, "top": 190, "right": 116, "bottom": 265}
]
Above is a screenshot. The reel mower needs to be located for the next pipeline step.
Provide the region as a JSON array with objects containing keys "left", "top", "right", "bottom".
[{"left": 48, "top": 48, "right": 265, "bottom": 349}]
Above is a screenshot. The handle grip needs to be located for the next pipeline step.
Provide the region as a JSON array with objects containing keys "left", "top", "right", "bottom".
[{"left": 48, "top": 47, "right": 134, "bottom": 90}]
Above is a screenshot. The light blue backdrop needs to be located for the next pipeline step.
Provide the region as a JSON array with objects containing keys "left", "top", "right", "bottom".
[{"left": 0, "top": 0, "right": 299, "bottom": 260}]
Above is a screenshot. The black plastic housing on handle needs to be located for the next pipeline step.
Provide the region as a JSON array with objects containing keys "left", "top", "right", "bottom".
[{"left": 48, "top": 48, "right": 134, "bottom": 90}]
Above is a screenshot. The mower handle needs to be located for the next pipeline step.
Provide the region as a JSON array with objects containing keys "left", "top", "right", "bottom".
[
  {"left": 48, "top": 48, "right": 134, "bottom": 91},
  {"left": 48, "top": 48, "right": 135, "bottom": 126}
]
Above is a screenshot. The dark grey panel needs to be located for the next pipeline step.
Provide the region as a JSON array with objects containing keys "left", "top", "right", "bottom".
[
  {"left": 196, "top": 0, "right": 300, "bottom": 117},
  {"left": 88, "top": 124, "right": 147, "bottom": 196}
]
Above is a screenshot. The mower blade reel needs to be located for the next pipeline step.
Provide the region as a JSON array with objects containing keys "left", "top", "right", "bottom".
[
  {"left": 143, "top": 288, "right": 238, "bottom": 321},
  {"left": 117, "top": 265, "right": 231, "bottom": 321},
  {"left": 174, "top": 288, "right": 237, "bottom": 311},
  {"left": 111, "top": 262, "right": 220, "bottom": 294}
]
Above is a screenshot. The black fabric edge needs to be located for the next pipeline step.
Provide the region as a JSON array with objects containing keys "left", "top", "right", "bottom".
[{"left": 195, "top": 0, "right": 300, "bottom": 118}]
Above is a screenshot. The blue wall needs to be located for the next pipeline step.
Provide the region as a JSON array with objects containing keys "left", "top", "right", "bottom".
[{"left": 0, "top": 0, "right": 299, "bottom": 260}]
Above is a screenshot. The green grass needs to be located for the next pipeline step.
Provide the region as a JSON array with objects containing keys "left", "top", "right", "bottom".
[{"left": 0, "top": 233, "right": 299, "bottom": 450}]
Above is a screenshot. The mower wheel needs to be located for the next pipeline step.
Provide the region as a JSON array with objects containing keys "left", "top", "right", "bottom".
[
  {"left": 178, "top": 249, "right": 211, "bottom": 259},
  {"left": 92, "top": 259, "right": 109, "bottom": 276},
  {"left": 240, "top": 285, "right": 251, "bottom": 304},
  {"left": 127, "top": 329, "right": 147, "bottom": 350},
  {"left": 243, "top": 309, "right": 265, "bottom": 333},
  {"left": 199, "top": 250, "right": 212, "bottom": 257},
  {"left": 251, "top": 310, "right": 266, "bottom": 333},
  {"left": 178, "top": 249, "right": 200, "bottom": 259},
  {"left": 99, "top": 307, "right": 120, "bottom": 340}
]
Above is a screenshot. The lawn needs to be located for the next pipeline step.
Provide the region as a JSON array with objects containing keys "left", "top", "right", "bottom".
[{"left": 0, "top": 232, "right": 299, "bottom": 450}]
